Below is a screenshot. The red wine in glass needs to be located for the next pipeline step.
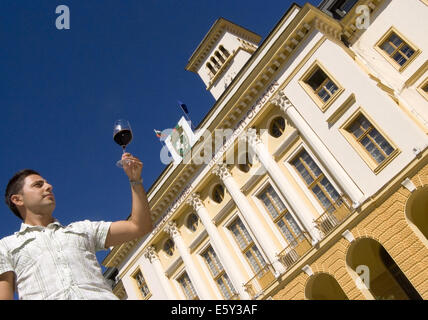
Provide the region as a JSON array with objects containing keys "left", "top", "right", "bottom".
[{"left": 113, "top": 120, "right": 133, "bottom": 167}]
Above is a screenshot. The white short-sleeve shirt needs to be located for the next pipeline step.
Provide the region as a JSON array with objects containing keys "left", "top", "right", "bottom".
[{"left": 0, "top": 219, "right": 119, "bottom": 300}]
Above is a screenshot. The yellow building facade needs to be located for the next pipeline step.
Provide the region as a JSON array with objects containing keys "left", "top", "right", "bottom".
[{"left": 103, "top": 0, "right": 428, "bottom": 300}]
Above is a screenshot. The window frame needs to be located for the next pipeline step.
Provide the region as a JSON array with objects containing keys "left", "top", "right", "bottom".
[
  {"left": 131, "top": 268, "right": 152, "bottom": 300},
  {"left": 417, "top": 77, "right": 428, "bottom": 101},
  {"left": 299, "top": 60, "right": 344, "bottom": 112},
  {"left": 201, "top": 246, "right": 237, "bottom": 300},
  {"left": 375, "top": 27, "right": 421, "bottom": 73},
  {"left": 257, "top": 184, "right": 305, "bottom": 245},
  {"left": 228, "top": 217, "right": 267, "bottom": 277},
  {"left": 340, "top": 108, "right": 400, "bottom": 174},
  {"left": 177, "top": 271, "right": 199, "bottom": 300}
]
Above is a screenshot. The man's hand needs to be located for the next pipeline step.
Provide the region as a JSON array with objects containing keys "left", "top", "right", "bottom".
[{"left": 122, "top": 153, "right": 143, "bottom": 181}]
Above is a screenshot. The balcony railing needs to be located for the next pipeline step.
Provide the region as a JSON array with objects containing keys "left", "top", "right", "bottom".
[
  {"left": 315, "top": 196, "right": 352, "bottom": 238},
  {"left": 244, "top": 264, "right": 276, "bottom": 299},
  {"left": 277, "top": 233, "right": 313, "bottom": 270}
]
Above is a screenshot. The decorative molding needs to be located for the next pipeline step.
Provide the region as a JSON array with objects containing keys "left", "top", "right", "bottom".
[
  {"left": 405, "top": 60, "right": 428, "bottom": 88},
  {"left": 327, "top": 93, "right": 356, "bottom": 126},
  {"left": 188, "top": 229, "right": 209, "bottom": 253},
  {"left": 401, "top": 178, "right": 417, "bottom": 193},
  {"left": 186, "top": 193, "right": 204, "bottom": 211},
  {"left": 302, "top": 264, "right": 314, "bottom": 277},
  {"left": 164, "top": 221, "right": 180, "bottom": 238},
  {"left": 271, "top": 89, "right": 294, "bottom": 114},
  {"left": 165, "top": 256, "right": 183, "bottom": 278},
  {"left": 246, "top": 130, "right": 262, "bottom": 149},
  {"left": 212, "top": 163, "right": 232, "bottom": 180},
  {"left": 143, "top": 246, "right": 159, "bottom": 263},
  {"left": 341, "top": 230, "right": 355, "bottom": 243}
]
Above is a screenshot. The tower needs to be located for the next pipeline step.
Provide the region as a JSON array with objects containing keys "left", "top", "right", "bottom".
[{"left": 185, "top": 18, "right": 262, "bottom": 100}]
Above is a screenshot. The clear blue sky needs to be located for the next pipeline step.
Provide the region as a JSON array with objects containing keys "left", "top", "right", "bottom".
[{"left": 0, "top": 0, "right": 319, "bottom": 272}]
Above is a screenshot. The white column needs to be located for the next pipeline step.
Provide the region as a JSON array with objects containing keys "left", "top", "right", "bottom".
[
  {"left": 143, "top": 246, "right": 177, "bottom": 300},
  {"left": 164, "top": 221, "right": 212, "bottom": 300},
  {"left": 244, "top": 132, "right": 321, "bottom": 243},
  {"left": 271, "top": 90, "right": 364, "bottom": 207},
  {"left": 212, "top": 164, "right": 286, "bottom": 275},
  {"left": 186, "top": 193, "right": 250, "bottom": 299}
]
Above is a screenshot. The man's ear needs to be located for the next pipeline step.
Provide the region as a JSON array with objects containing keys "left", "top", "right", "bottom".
[{"left": 10, "top": 194, "right": 23, "bottom": 207}]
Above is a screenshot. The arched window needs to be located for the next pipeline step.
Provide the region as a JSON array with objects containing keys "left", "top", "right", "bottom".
[
  {"left": 163, "top": 239, "right": 175, "bottom": 256},
  {"left": 211, "top": 57, "right": 221, "bottom": 69},
  {"left": 219, "top": 45, "right": 230, "bottom": 58},
  {"left": 215, "top": 51, "right": 225, "bottom": 63},
  {"left": 186, "top": 213, "right": 199, "bottom": 232},
  {"left": 305, "top": 273, "right": 349, "bottom": 300},
  {"left": 212, "top": 184, "right": 225, "bottom": 204},
  {"left": 269, "top": 117, "right": 286, "bottom": 138},
  {"left": 346, "top": 238, "right": 422, "bottom": 300},
  {"left": 405, "top": 186, "right": 428, "bottom": 242},
  {"left": 206, "top": 62, "right": 216, "bottom": 76}
]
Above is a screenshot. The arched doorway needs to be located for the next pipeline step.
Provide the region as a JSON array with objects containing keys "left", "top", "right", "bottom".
[
  {"left": 305, "top": 273, "right": 349, "bottom": 300},
  {"left": 347, "top": 238, "right": 422, "bottom": 300},
  {"left": 405, "top": 186, "right": 428, "bottom": 242}
]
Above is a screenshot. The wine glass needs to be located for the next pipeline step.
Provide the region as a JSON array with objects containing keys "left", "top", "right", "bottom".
[{"left": 113, "top": 119, "right": 133, "bottom": 167}]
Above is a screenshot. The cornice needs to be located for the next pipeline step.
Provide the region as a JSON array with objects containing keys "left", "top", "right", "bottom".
[{"left": 341, "top": 0, "right": 385, "bottom": 44}]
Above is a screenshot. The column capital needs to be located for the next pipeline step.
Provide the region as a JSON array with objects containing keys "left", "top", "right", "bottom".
[
  {"left": 271, "top": 89, "right": 294, "bottom": 113},
  {"left": 143, "top": 245, "right": 159, "bottom": 263},
  {"left": 212, "top": 163, "right": 231, "bottom": 180},
  {"left": 186, "top": 193, "right": 204, "bottom": 211},
  {"left": 163, "top": 221, "right": 180, "bottom": 237},
  {"left": 246, "top": 129, "right": 262, "bottom": 148}
]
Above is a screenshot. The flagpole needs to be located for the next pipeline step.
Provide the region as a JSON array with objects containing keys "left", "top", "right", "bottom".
[{"left": 178, "top": 101, "right": 196, "bottom": 130}]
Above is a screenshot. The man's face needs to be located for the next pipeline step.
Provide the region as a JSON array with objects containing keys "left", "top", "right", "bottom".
[{"left": 14, "top": 174, "right": 56, "bottom": 215}]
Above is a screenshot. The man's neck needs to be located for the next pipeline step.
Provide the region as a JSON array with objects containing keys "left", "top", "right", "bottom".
[{"left": 23, "top": 213, "right": 55, "bottom": 227}]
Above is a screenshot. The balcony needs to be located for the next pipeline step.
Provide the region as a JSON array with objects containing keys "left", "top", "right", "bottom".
[
  {"left": 244, "top": 264, "right": 277, "bottom": 299},
  {"left": 315, "top": 196, "right": 353, "bottom": 238},
  {"left": 277, "top": 233, "right": 313, "bottom": 270}
]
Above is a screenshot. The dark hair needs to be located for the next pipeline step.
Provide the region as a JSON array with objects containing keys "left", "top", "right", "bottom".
[{"left": 5, "top": 169, "right": 40, "bottom": 220}]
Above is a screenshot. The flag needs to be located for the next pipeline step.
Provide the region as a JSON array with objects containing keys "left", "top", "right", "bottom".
[
  {"left": 178, "top": 100, "right": 189, "bottom": 114},
  {"left": 154, "top": 129, "right": 163, "bottom": 138}
]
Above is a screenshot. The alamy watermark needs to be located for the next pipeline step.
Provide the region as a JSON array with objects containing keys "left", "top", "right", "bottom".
[
  {"left": 356, "top": 5, "right": 371, "bottom": 30},
  {"left": 55, "top": 5, "right": 70, "bottom": 30}
]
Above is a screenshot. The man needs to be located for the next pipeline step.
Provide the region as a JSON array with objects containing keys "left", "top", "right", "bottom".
[{"left": 0, "top": 153, "right": 153, "bottom": 300}]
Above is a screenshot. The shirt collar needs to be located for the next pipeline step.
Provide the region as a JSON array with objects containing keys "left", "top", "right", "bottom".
[{"left": 16, "top": 219, "right": 64, "bottom": 236}]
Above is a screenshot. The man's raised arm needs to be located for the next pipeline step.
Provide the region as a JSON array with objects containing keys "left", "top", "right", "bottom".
[
  {"left": 0, "top": 272, "right": 15, "bottom": 300},
  {"left": 105, "top": 153, "right": 153, "bottom": 248}
]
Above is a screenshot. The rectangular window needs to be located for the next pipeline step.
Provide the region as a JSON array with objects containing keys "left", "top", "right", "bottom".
[
  {"left": 341, "top": 110, "right": 399, "bottom": 173},
  {"left": 300, "top": 61, "right": 343, "bottom": 111},
  {"left": 202, "top": 246, "right": 237, "bottom": 299},
  {"left": 376, "top": 28, "right": 420, "bottom": 72},
  {"left": 229, "top": 218, "right": 267, "bottom": 276},
  {"left": 417, "top": 78, "right": 428, "bottom": 101},
  {"left": 346, "top": 114, "right": 394, "bottom": 165},
  {"left": 258, "top": 185, "right": 304, "bottom": 244},
  {"left": 291, "top": 150, "right": 341, "bottom": 211},
  {"left": 178, "top": 272, "right": 199, "bottom": 300},
  {"left": 133, "top": 269, "right": 151, "bottom": 299}
]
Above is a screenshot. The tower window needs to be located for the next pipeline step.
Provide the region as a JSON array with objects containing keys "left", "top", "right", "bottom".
[{"left": 219, "top": 45, "right": 230, "bottom": 58}]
